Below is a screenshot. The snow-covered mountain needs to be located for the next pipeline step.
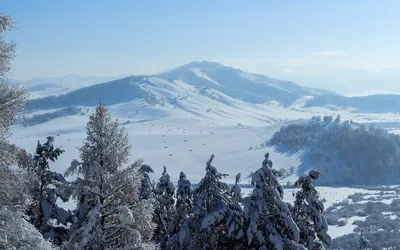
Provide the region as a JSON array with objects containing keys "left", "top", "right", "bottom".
[
  {"left": 25, "top": 61, "right": 338, "bottom": 110},
  {"left": 23, "top": 61, "right": 400, "bottom": 127},
  {"left": 160, "top": 61, "right": 338, "bottom": 105},
  {"left": 20, "top": 62, "right": 342, "bottom": 126}
]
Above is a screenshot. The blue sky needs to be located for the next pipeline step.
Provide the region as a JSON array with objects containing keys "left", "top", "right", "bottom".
[{"left": 2, "top": 0, "right": 400, "bottom": 79}]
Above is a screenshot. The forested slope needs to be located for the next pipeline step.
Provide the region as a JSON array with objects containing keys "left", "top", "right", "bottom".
[{"left": 269, "top": 116, "right": 400, "bottom": 185}]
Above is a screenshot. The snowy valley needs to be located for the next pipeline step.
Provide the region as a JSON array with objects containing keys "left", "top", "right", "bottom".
[
  {"left": 15, "top": 61, "right": 400, "bottom": 185},
  {"left": 7, "top": 61, "right": 400, "bottom": 249}
]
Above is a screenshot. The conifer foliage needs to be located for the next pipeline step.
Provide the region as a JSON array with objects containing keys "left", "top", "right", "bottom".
[
  {"left": 243, "top": 153, "right": 305, "bottom": 250},
  {"left": 153, "top": 166, "right": 176, "bottom": 248},
  {"left": 189, "top": 154, "right": 232, "bottom": 249},
  {"left": 139, "top": 164, "right": 155, "bottom": 200},
  {"left": 167, "top": 172, "right": 192, "bottom": 250},
  {"left": 187, "top": 155, "right": 249, "bottom": 249},
  {"left": 64, "top": 102, "right": 156, "bottom": 250},
  {"left": 292, "top": 170, "right": 332, "bottom": 249},
  {"left": 164, "top": 153, "right": 332, "bottom": 250},
  {"left": 24, "top": 136, "right": 71, "bottom": 245}
]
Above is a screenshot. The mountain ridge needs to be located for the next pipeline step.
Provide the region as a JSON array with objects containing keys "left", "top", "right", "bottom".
[
  {"left": 24, "top": 61, "right": 400, "bottom": 115},
  {"left": 25, "top": 61, "right": 337, "bottom": 111}
]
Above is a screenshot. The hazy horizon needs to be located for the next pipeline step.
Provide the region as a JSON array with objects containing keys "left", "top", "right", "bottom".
[
  {"left": 10, "top": 59, "right": 400, "bottom": 81},
  {"left": 3, "top": 0, "right": 400, "bottom": 81}
]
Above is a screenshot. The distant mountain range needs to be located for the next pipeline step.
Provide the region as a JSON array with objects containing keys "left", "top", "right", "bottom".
[
  {"left": 25, "top": 61, "right": 337, "bottom": 110},
  {"left": 304, "top": 94, "right": 400, "bottom": 113},
  {"left": 160, "top": 61, "right": 338, "bottom": 105},
  {"left": 254, "top": 62, "right": 400, "bottom": 96},
  {"left": 17, "top": 75, "right": 124, "bottom": 99},
  {"left": 22, "top": 61, "right": 400, "bottom": 115}
]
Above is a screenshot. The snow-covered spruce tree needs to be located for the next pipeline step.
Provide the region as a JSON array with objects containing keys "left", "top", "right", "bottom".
[
  {"left": 64, "top": 102, "right": 156, "bottom": 250},
  {"left": 292, "top": 170, "right": 331, "bottom": 249},
  {"left": 166, "top": 172, "right": 192, "bottom": 250},
  {"left": 244, "top": 153, "right": 306, "bottom": 250},
  {"left": 224, "top": 173, "right": 246, "bottom": 246},
  {"left": 153, "top": 166, "right": 176, "bottom": 248},
  {"left": 22, "top": 136, "right": 72, "bottom": 245},
  {"left": 230, "top": 173, "right": 243, "bottom": 204},
  {"left": 139, "top": 164, "right": 155, "bottom": 200},
  {"left": 175, "top": 154, "right": 247, "bottom": 249},
  {"left": 334, "top": 114, "right": 341, "bottom": 123}
]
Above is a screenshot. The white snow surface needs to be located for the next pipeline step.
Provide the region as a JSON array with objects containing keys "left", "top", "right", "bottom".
[
  {"left": 328, "top": 216, "right": 367, "bottom": 239},
  {"left": 189, "top": 68, "right": 220, "bottom": 85}
]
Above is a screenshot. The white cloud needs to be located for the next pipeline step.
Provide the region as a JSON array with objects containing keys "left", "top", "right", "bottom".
[{"left": 311, "top": 50, "right": 346, "bottom": 56}]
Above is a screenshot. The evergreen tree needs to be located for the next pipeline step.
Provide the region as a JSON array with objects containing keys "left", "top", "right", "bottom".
[
  {"left": 23, "top": 136, "right": 72, "bottom": 245},
  {"left": 139, "top": 164, "right": 155, "bottom": 200},
  {"left": 173, "top": 155, "right": 247, "bottom": 249},
  {"left": 189, "top": 154, "right": 231, "bottom": 249},
  {"left": 244, "top": 153, "right": 305, "bottom": 250},
  {"left": 323, "top": 116, "right": 333, "bottom": 124},
  {"left": 167, "top": 172, "right": 192, "bottom": 250},
  {"left": 334, "top": 114, "right": 341, "bottom": 123},
  {"left": 292, "top": 170, "right": 331, "bottom": 249},
  {"left": 224, "top": 173, "right": 246, "bottom": 247},
  {"left": 153, "top": 166, "right": 176, "bottom": 249},
  {"left": 230, "top": 173, "right": 243, "bottom": 204},
  {"left": 64, "top": 102, "right": 156, "bottom": 250}
]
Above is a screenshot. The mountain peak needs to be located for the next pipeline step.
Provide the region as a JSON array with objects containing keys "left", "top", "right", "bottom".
[
  {"left": 174, "top": 61, "right": 231, "bottom": 72},
  {"left": 185, "top": 60, "right": 224, "bottom": 67}
]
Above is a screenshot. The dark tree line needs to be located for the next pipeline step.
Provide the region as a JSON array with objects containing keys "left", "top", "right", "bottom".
[{"left": 270, "top": 116, "right": 400, "bottom": 185}]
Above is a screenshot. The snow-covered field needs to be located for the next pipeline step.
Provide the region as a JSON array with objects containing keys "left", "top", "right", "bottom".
[
  {"left": 12, "top": 97, "right": 400, "bottom": 184},
  {"left": 10, "top": 97, "right": 400, "bottom": 241},
  {"left": 10, "top": 114, "right": 294, "bottom": 185}
]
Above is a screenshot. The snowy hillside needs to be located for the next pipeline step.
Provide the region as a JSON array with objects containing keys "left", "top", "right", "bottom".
[
  {"left": 269, "top": 117, "right": 400, "bottom": 186},
  {"left": 25, "top": 61, "right": 400, "bottom": 121},
  {"left": 160, "top": 61, "right": 336, "bottom": 106},
  {"left": 16, "top": 74, "right": 123, "bottom": 99},
  {"left": 24, "top": 61, "right": 340, "bottom": 111}
]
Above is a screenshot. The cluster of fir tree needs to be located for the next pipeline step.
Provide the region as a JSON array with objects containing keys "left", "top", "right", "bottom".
[{"left": 149, "top": 152, "right": 333, "bottom": 250}]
